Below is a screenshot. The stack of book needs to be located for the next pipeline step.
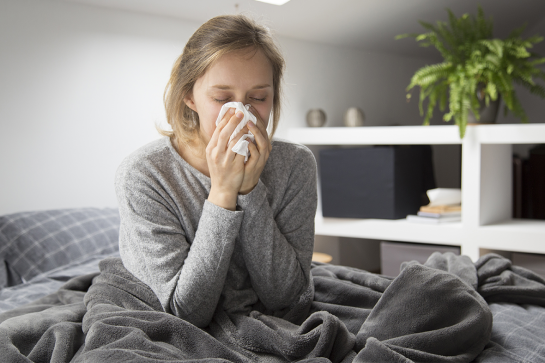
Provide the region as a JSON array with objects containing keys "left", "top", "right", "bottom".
[
  {"left": 406, "top": 188, "right": 462, "bottom": 224},
  {"left": 406, "top": 204, "right": 461, "bottom": 224}
]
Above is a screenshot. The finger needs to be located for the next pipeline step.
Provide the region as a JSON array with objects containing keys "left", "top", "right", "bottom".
[
  {"left": 217, "top": 110, "right": 244, "bottom": 150},
  {"left": 218, "top": 107, "right": 236, "bottom": 129},
  {"left": 228, "top": 126, "right": 250, "bottom": 150},
  {"left": 217, "top": 106, "right": 236, "bottom": 127},
  {"left": 227, "top": 127, "right": 255, "bottom": 164},
  {"left": 209, "top": 108, "right": 235, "bottom": 148},
  {"left": 249, "top": 106, "right": 269, "bottom": 139},
  {"left": 239, "top": 126, "right": 250, "bottom": 136},
  {"left": 248, "top": 120, "right": 271, "bottom": 155},
  {"left": 233, "top": 151, "right": 246, "bottom": 166},
  {"left": 245, "top": 139, "right": 260, "bottom": 167}
]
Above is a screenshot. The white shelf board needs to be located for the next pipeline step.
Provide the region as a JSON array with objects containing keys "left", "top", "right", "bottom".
[
  {"left": 296, "top": 122, "right": 545, "bottom": 257},
  {"left": 467, "top": 123, "right": 545, "bottom": 144},
  {"left": 314, "top": 216, "right": 463, "bottom": 246},
  {"left": 475, "top": 219, "right": 545, "bottom": 254},
  {"left": 288, "top": 125, "right": 461, "bottom": 145},
  {"left": 287, "top": 123, "right": 545, "bottom": 145},
  {"left": 315, "top": 216, "right": 545, "bottom": 254}
]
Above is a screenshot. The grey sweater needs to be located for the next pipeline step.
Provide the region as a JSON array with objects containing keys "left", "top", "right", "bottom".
[{"left": 115, "top": 136, "right": 317, "bottom": 328}]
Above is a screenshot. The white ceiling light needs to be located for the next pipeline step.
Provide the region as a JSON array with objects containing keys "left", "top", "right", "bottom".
[{"left": 255, "top": 0, "right": 291, "bottom": 5}]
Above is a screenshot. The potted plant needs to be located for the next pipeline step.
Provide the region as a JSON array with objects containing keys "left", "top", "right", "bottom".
[{"left": 397, "top": 6, "right": 545, "bottom": 138}]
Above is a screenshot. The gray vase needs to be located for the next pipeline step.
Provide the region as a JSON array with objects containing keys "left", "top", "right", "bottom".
[
  {"left": 467, "top": 92, "right": 501, "bottom": 125},
  {"left": 306, "top": 109, "right": 326, "bottom": 127},
  {"left": 344, "top": 107, "right": 365, "bottom": 127}
]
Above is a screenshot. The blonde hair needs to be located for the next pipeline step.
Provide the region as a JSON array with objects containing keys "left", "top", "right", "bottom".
[{"left": 161, "top": 14, "right": 285, "bottom": 147}]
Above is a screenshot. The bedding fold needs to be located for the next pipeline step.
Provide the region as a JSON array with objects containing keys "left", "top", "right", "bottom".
[{"left": 0, "top": 253, "right": 542, "bottom": 362}]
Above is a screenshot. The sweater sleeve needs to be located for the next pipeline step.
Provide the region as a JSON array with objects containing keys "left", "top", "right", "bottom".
[
  {"left": 116, "top": 161, "right": 243, "bottom": 328},
  {"left": 235, "top": 145, "right": 317, "bottom": 311}
]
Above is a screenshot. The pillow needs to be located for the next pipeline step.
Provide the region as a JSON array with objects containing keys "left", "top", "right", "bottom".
[{"left": 0, "top": 208, "right": 120, "bottom": 288}]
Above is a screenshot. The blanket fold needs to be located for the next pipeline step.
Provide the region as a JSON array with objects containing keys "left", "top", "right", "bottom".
[
  {"left": 354, "top": 264, "right": 490, "bottom": 362},
  {"left": 0, "top": 272, "right": 97, "bottom": 363},
  {"left": 0, "top": 253, "right": 543, "bottom": 362},
  {"left": 475, "top": 253, "right": 545, "bottom": 305}
]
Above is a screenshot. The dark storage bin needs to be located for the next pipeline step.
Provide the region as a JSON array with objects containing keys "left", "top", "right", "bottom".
[
  {"left": 380, "top": 241, "right": 460, "bottom": 277},
  {"left": 512, "top": 252, "right": 545, "bottom": 279},
  {"left": 319, "top": 145, "right": 435, "bottom": 219}
]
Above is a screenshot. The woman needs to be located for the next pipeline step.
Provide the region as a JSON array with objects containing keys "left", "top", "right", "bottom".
[{"left": 115, "top": 14, "right": 317, "bottom": 329}]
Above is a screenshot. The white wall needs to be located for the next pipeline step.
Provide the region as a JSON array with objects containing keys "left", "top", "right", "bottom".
[
  {"left": 0, "top": 0, "right": 479, "bottom": 215},
  {"left": 0, "top": 0, "right": 198, "bottom": 214},
  {"left": 277, "top": 38, "right": 434, "bottom": 131}
]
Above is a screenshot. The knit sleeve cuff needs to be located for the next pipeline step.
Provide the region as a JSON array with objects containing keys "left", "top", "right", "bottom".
[
  {"left": 201, "top": 199, "right": 244, "bottom": 238},
  {"left": 236, "top": 180, "right": 268, "bottom": 211}
]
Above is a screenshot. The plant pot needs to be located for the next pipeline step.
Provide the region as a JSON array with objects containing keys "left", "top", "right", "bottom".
[{"left": 467, "top": 93, "right": 501, "bottom": 125}]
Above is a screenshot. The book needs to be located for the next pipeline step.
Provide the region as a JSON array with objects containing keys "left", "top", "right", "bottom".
[
  {"left": 406, "top": 214, "right": 461, "bottom": 224},
  {"left": 529, "top": 145, "right": 545, "bottom": 220},
  {"left": 513, "top": 154, "right": 523, "bottom": 218},
  {"left": 419, "top": 204, "right": 461, "bottom": 214},
  {"left": 417, "top": 211, "right": 461, "bottom": 218}
]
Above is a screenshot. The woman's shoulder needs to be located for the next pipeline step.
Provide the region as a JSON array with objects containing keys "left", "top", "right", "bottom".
[
  {"left": 269, "top": 138, "right": 317, "bottom": 176},
  {"left": 270, "top": 138, "right": 315, "bottom": 165},
  {"left": 263, "top": 139, "right": 317, "bottom": 199},
  {"left": 116, "top": 137, "right": 176, "bottom": 184},
  {"left": 122, "top": 136, "right": 172, "bottom": 163}
]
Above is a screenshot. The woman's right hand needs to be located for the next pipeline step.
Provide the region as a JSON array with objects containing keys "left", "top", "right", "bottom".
[{"left": 206, "top": 108, "right": 247, "bottom": 211}]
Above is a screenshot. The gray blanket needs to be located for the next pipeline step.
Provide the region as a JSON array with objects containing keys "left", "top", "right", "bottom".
[{"left": 0, "top": 253, "right": 544, "bottom": 362}]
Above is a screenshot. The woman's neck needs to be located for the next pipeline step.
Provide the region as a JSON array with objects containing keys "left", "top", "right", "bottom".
[{"left": 175, "top": 137, "right": 210, "bottom": 177}]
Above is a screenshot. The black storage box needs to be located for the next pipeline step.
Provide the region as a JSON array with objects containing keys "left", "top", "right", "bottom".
[
  {"left": 380, "top": 241, "right": 460, "bottom": 277},
  {"left": 319, "top": 145, "right": 435, "bottom": 219}
]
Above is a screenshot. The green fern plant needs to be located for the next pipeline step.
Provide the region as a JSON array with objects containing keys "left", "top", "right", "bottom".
[{"left": 397, "top": 6, "right": 545, "bottom": 138}]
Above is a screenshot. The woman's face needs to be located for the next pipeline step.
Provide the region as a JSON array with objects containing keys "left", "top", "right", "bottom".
[{"left": 185, "top": 48, "right": 274, "bottom": 146}]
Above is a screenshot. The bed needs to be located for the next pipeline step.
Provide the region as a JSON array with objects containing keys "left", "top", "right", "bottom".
[{"left": 0, "top": 207, "right": 544, "bottom": 362}]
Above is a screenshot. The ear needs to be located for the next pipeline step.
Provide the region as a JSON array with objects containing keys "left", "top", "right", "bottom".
[{"left": 184, "top": 93, "right": 197, "bottom": 113}]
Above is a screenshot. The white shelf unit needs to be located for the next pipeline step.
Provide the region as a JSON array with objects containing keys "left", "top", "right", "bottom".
[{"left": 287, "top": 124, "right": 545, "bottom": 261}]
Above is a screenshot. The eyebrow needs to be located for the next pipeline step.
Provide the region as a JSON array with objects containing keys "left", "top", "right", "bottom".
[{"left": 211, "top": 84, "right": 271, "bottom": 90}]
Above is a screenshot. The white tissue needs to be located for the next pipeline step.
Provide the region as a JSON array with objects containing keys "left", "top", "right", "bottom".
[{"left": 215, "top": 102, "right": 257, "bottom": 162}]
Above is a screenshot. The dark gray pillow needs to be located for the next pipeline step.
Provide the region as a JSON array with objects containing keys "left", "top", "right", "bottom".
[{"left": 0, "top": 208, "right": 120, "bottom": 288}]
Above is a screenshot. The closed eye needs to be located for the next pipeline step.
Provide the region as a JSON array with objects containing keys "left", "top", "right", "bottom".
[
  {"left": 212, "top": 97, "right": 266, "bottom": 103},
  {"left": 213, "top": 98, "right": 230, "bottom": 103}
]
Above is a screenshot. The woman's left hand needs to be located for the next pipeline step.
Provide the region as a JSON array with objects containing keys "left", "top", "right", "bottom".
[{"left": 239, "top": 106, "right": 272, "bottom": 195}]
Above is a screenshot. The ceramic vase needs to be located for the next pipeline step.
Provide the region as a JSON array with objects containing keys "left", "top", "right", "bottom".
[
  {"left": 306, "top": 109, "right": 326, "bottom": 127},
  {"left": 344, "top": 107, "right": 365, "bottom": 127}
]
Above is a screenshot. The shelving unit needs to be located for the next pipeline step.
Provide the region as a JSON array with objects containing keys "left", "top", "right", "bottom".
[{"left": 287, "top": 123, "right": 545, "bottom": 261}]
